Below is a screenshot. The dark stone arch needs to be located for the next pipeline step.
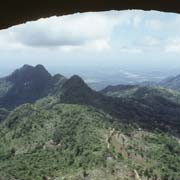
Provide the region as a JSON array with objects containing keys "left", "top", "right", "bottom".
[{"left": 0, "top": 0, "right": 180, "bottom": 30}]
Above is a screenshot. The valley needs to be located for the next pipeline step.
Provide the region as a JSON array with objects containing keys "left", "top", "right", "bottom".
[{"left": 0, "top": 65, "right": 180, "bottom": 180}]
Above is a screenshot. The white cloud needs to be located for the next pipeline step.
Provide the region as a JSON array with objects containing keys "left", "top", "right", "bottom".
[
  {"left": 119, "top": 46, "right": 142, "bottom": 54},
  {"left": 165, "top": 38, "right": 180, "bottom": 53},
  {"left": 0, "top": 29, "right": 25, "bottom": 50},
  {"left": 0, "top": 10, "right": 180, "bottom": 57},
  {"left": 0, "top": 11, "right": 125, "bottom": 49},
  {"left": 59, "top": 39, "right": 111, "bottom": 53},
  {"left": 132, "top": 15, "right": 142, "bottom": 28},
  {"left": 145, "top": 19, "right": 164, "bottom": 31},
  {"left": 139, "top": 36, "right": 162, "bottom": 47},
  {"left": 0, "top": 11, "right": 136, "bottom": 54}
]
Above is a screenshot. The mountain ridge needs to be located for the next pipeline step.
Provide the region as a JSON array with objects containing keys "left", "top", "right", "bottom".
[
  {"left": 1, "top": 64, "right": 180, "bottom": 135},
  {"left": 159, "top": 74, "right": 180, "bottom": 90},
  {"left": 0, "top": 64, "right": 66, "bottom": 109},
  {"left": 0, "top": 64, "right": 180, "bottom": 179}
]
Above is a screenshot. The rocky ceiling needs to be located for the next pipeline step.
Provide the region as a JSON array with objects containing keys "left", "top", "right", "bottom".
[{"left": 0, "top": 0, "right": 180, "bottom": 30}]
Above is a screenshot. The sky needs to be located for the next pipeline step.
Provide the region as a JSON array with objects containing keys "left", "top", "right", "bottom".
[{"left": 0, "top": 10, "right": 180, "bottom": 79}]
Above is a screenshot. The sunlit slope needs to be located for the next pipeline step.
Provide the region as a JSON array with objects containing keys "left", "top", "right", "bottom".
[{"left": 0, "top": 97, "right": 180, "bottom": 180}]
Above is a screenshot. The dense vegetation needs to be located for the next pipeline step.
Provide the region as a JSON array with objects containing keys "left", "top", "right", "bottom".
[
  {"left": 100, "top": 85, "right": 180, "bottom": 135},
  {"left": 0, "top": 65, "right": 180, "bottom": 179},
  {"left": 0, "top": 108, "right": 9, "bottom": 122},
  {"left": 0, "top": 97, "right": 179, "bottom": 179}
]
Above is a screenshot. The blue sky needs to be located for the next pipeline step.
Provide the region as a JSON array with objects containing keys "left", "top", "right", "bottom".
[{"left": 0, "top": 10, "right": 180, "bottom": 77}]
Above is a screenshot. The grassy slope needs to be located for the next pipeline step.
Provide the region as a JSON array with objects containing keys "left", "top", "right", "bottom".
[
  {"left": 0, "top": 108, "right": 9, "bottom": 122},
  {"left": 101, "top": 85, "right": 180, "bottom": 103},
  {"left": 0, "top": 97, "right": 180, "bottom": 180}
]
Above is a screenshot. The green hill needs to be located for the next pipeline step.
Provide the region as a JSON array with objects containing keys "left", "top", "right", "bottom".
[
  {"left": 101, "top": 84, "right": 180, "bottom": 102},
  {"left": 0, "top": 97, "right": 180, "bottom": 180},
  {"left": 1, "top": 65, "right": 180, "bottom": 135},
  {"left": 58, "top": 76, "right": 180, "bottom": 135},
  {"left": 0, "top": 65, "right": 180, "bottom": 179},
  {"left": 0, "top": 108, "right": 9, "bottom": 122}
]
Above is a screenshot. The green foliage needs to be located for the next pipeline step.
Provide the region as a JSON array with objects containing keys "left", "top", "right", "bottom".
[
  {"left": 0, "top": 98, "right": 112, "bottom": 179},
  {"left": 0, "top": 108, "right": 9, "bottom": 122},
  {"left": 0, "top": 97, "right": 180, "bottom": 179},
  {"left": 52, "top": 128, "right": 62, "bottom": 145}
]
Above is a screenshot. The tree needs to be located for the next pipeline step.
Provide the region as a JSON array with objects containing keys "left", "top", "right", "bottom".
[{"left": 53, "top": 128, "right": 62, "bottom": 145}]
